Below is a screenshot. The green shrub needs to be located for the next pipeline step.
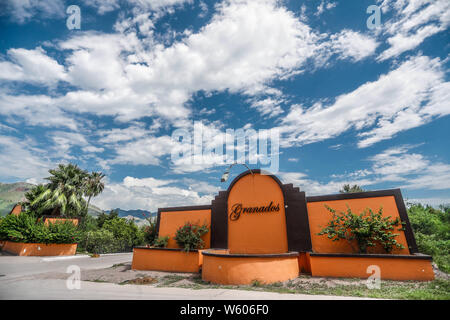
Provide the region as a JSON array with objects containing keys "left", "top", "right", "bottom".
[
  {"left": 408, "top": 203, "right": 450, "bottom": 273},
  {"left": 153, "top": 236, "right": 169, "bottom": 248},
  {"left": 81, "top": 229, "right": 123, "bottom": 254},
  {"left": 102, "top": 217, "right": 145, "bottom": 251},
  {"left": 143, "top": 218, "right": 157, "bottom": 245},
  {"left": 318, "top": 205, "right": 405, "bottom": 254},
  {"left": 0, "top": 213, "right": 79, "bottom": 244},
  {"left": 174, "top": 221, "right": 209, "bottom": 252}
]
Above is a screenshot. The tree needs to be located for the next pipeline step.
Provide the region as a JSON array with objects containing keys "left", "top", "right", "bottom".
[
  {"left": 31, "top": 164, "right": 89, "bottom": 217},
  {"left": 340, "top": 184, "right": 365, "bottom": 193},
  {"left": 83, "top": 172, "right": 105, "bottom": 214}
]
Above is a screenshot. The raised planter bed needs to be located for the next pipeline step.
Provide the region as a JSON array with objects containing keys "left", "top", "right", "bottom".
[
  {"left": 131, "top": 247, "right": 203, "bottom": 273},
  {"left": 309, "top": 252, "right": 434, "bottom": 281},
  {"left": 202, "top": 249, "right": 300, "bottom": 285},
  {"left": 2, "top": 241, "right": 77, "bottom": 256}
]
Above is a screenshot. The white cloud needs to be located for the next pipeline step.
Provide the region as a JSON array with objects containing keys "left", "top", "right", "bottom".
[
  {"left": 0, "top": 93, "right": 78, "bottom": 130},
  {"left": 0, "top": 47, "right": 67, "bottom": 85},
  {"left": 92, "top": 175, "right": 214, "bottom": 211},
  {"left": 280, "top": 145, "right": 450, "bottom": 195},
  {"left": 377, "top": 0, "right": 450, "bottom": 60},
  {"left": 279, "top": 55, "right": 449, "bottom": 148},
  {"left": 315, "top": 0, "right": 337, "bottom": 16},
  {"left": 0, "top": 136, "right": 52, "bottom": 181},
  {"left": 2, "top": 0, "right": 65, "bottom": 24}
]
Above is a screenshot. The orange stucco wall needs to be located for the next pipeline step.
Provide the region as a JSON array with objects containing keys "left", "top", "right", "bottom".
[
  {"left": 310, "top": 255, "right": 434, "bottom": 281},
  {"left": 44, "top": 218, "right": 79, "bottom": 226},
  {"left": 131, "top": 248, "right": 202, "bottom": 272},
  {"left": 307, "top": 196, "right": 410, "bottom": 254},
  {"left": 158, "top": 210, "right": 211, "bottom": 249},
  {"left": 3, "top": 241, "right": 77, "bottom": 256},
  {"left": 227, "top": 173, "right": 288, "bottom": 254},
  {"left": 202, "top": 251, "right": 299, "bottom": 285}
]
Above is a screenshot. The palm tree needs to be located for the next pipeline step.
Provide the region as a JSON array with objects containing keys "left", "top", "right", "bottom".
[
  {"left": 83, "top": 171, "right": 105, "bottom": 214},
  {"left": 31, "top": 164, "right": 89, "bottom": 217}
]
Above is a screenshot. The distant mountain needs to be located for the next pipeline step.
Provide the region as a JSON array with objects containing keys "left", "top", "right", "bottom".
[
  {"left": 0, "top": 182, "right": 34, "bottom": 216},
  {"left": 0, "top": 182, "right": 156, "bottom": 225},
  {"left": 106, "top": 208, "right": 157, "bottom": 219}
]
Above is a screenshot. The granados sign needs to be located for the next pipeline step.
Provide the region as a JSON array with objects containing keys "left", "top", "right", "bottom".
[{"left": 229, "top": 201, "right": 280, "bottom": 221}]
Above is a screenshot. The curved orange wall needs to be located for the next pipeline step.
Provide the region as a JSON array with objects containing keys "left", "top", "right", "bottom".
[
  {"left": 307, "top": 196, "right": 410, "bottom": 254},
  {"left": 159, "top": 210, "right": 211, "bottom": 249},
  {"left": 202, "top": 254, "right": 299, "bottom": 285},
  {"left": 227, "top": 173, "right": 288, "bottom": 254}
]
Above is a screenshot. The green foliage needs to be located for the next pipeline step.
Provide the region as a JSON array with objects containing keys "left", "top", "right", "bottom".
[
  {"left": 407, "top": 203, "right": 450, "bottom": 273},
  {"left": 96, "top": 210, "right": 119, "bottom": 228},
  {"left": 339, "top": 184, "right": 365, "bottom": 193},
  {"left": 0, "top": 212, "right": 79, "bottom": 244},
  {"left": 22, "top": 164, "right": 105, "bottom": 218},
  {"left": 153, "top": 236, "right": 169, "bottom": 248},
  {"left": 102, "top": 217, "right": 145, "bottom": 250},
  {"left": 318, "top": 205, "right": 405, "bottom": 254},
  {"left": 174, "top": 221, "right": 209, "bottom": 252}
]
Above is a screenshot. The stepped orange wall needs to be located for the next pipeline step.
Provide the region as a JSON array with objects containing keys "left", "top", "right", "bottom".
[
  {"left": 158, "top": 210, "right": 211, "bottom": 249},
  {"left": 307, "top": 196, "right": 410, "bottom": 254},
  {"left": 227, "top": 173, "right": 288, "bottom": 254}
]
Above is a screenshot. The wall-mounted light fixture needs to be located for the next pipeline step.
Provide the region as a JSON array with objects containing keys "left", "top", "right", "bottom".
[{"left": 221, "top": 163, "right": 254, "bottom": 182}]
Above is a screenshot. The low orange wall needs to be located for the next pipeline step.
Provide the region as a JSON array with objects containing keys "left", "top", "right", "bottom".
[
  {"left": 159, "top": 210, "right": 211, "bottom": 249},
  {"left": 131, "top": 247, "right": 202, "bottom": 273},
  {"left": 309, "top": 254, "right": 434, "bottom": 281},
  {"left": 3, "top": 241, "right": 77, "bottom": 256},
  {"left": 202, "top": 251, "right": 299, "bottom": 285},
  {"left": 307, "top": 196, "right": 410, "bottom": 255},
  {"left": 0, "top": 240, "right": 5, "bottom": 249}
]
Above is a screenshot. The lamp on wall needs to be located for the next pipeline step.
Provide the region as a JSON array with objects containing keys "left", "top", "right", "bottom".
[{"left": 221, "top": 163, "right": 254, "bottom": 182}]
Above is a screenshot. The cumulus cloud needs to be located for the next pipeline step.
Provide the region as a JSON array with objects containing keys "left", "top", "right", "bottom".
[
  {"left": 280, "top": 145, "right": 450, "bottom": 195},
  {"left": 0, "top": 47, "right": 67, "bottom": 85},
  {"left": 1, "top": 0, "right": 65, "bottom": 24},
  {"left": 0, "top": 136, "right": 52, "bottom": 181},
  {"left": 279, "top": 55, "right": 449, "bottom": 148},
  {"left": 377, "top": 0, "right": 450, "bottom": 60}
]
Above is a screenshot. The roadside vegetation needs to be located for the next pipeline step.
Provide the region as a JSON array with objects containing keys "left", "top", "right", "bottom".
[{"left": 0, "top": 163, "right": 155, "bottom": 254}]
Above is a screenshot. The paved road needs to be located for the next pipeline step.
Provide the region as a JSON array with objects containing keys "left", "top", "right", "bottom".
[
  {"left": 0, "top": 253, "right": 374, "bottom": 300},
  {"left": 0, "top": 252, "right": 133, "bottom": 280}
]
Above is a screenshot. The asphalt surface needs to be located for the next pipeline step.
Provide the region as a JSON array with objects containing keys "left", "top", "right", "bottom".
[{"left": 0, "top": 253, "right": 374, "bottom": 300}]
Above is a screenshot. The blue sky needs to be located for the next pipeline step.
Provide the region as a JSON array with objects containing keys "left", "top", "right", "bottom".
[{"left": 0, "top": 0, "right": 449, "bottom": 211}]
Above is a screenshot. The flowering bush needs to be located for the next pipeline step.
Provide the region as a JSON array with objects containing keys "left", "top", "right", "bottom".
[
  {"left": 153, "top": 236, "right": 169, "bottom": 248},
  {"left": 0, "top": 212, "right": 80, "bottom": 244},
  {"left": 174, "top": 221, "right": 209, "bottom": 252},
  {"left": 318, "top": 205, "right": 405, "bottom": 254}
]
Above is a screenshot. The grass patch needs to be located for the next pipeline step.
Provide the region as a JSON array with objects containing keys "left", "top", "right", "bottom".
[
  {"left": 161, "top": 274, "right": 450, "bottom": 300},
  {"left": 120, "top": 276, "right": 157, "bottom": 285},
  {"left": 157, "top": 274, "right": 188, "bottom": 286}
]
